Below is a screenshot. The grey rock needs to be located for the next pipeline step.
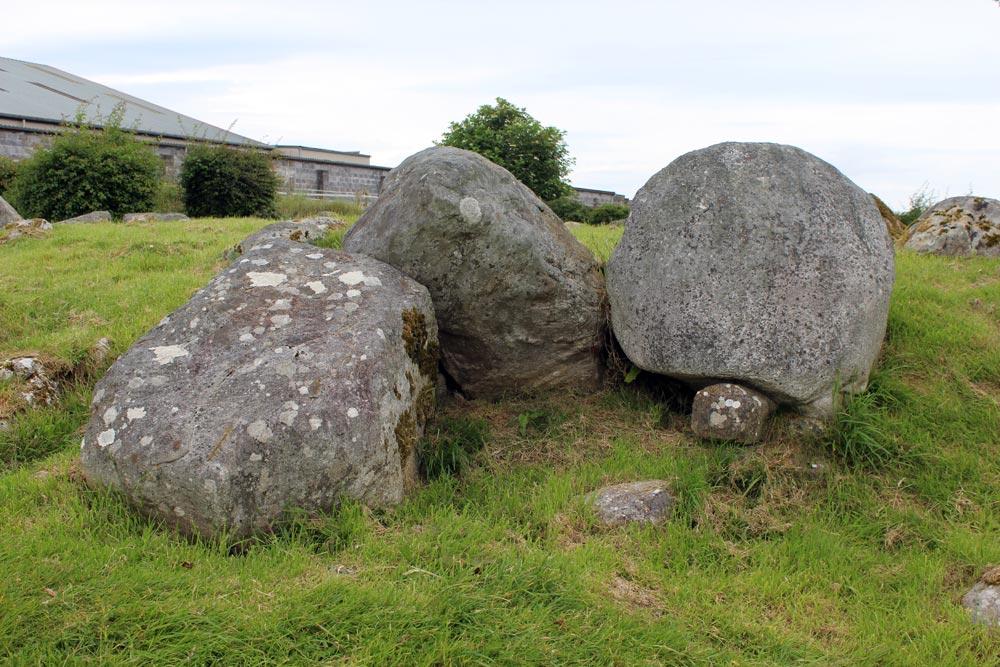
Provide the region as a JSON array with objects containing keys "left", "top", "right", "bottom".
[
  {"left": 224, "top": 220, "right": 333, "bottom": 261},
  {"left": 963, "top": 567, "right": 1000, "bottom": 627},
  {"left": 2, "top": 218, "right": 52, "bottom": 243},
  {"left": 0, "top": 357, "right": 59, "bottom": 409},
  {"left": 691, "top": 382, "right": 776, "bottom": 444},
  {"left": 606, "top": 142, "right": 895, "bottom": 418},
  {"left": 0, "top": 195, "right": 22, "bottom": 225},
  {"left": 343, "top": 146, "right": 605, "bottom": 399},
  {"left": 80, "top": 239, "right": 439, "bottom": 541},
  {"left": 123, "top": 212, "right": 190, "bottom": 223},
  {"left": 902, "top": 196, "right": 1000, "bottom": 257},
  {"left": 57, "top": 210, "right": 112, "bottom": 224},
  {"left": 590, "top": 480, "right": 675, "bottom": 526}
]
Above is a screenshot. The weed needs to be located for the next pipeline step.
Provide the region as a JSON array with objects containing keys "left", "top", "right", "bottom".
[{"left": 420, "top": 415, "right": 489, "bottom": 479}]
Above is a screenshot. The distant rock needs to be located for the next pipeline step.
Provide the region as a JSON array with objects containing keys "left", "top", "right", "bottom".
[
  {"left": 57, "top": 210, "right": 112, "bottom": 224},
  {"left": 2, "top": 218, "right": 52, "bottom": 244},
  {"left": 691, "top": 383, "right": 776, "bottom": 445},
  {"left": 80, "top": 238, "right": 439, "bottom": 542},
  {"left": 902, "top": 196, "right": 1000, "bottom": 257},
  {"left": 870, "top": 194, "right": 907, "bottom": 240},
  {"left": 0, "top": 195, "right": 21, "bottom": 225},
  {"left": 606, "top": 142, "right": 895, "bottom": 418},
  {"left": 343, "top": 146, "right": 605, "bottom": 399},
  {"left": 123, "top": 212, "right": 190, "bottom": 223},
  {"left": 0, "top": 356, "right": 60, "bottom": 410},
  {"left": 963, "top": 566, "right": 1000, "bottom": 627},
  {"left": 589, "top": 480, "right": 675, "bottom": 526}
]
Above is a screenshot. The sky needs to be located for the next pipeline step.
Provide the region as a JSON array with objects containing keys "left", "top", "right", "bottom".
[{"left": 3, "top": 0, "right": 999, "bottom": 209}]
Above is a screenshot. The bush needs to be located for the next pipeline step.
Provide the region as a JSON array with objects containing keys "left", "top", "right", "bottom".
[
  {"left": 546, "top": 196, "right": 592, "bottom": 223},
  {"left": 0, "top": 157, "right": 17, "bottom": 197},
  {"left": 588, "top": 203, "right": 630, "bottom": 225},
  {"left": 180, "top": 145, "right": 279, "bottom": 218},
  {"left": 6, "top": 105, "right": 161, "bottom": 220},
  {"left": 439, "top": 98, "right": 574, "bottom": 201}
]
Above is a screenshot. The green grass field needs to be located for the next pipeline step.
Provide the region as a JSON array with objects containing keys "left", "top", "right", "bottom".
[{"left": 1, "top": 219, "right": 998, "bottom": 666}]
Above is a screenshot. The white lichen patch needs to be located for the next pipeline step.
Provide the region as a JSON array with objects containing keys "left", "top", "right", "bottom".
[
  {"left": 248, "top": 420, "right": 273, "bottom": 443},
  {"left": 309, "top": 417, "right": 323, "bottom": 431},
  {"left": 248, "top": 272, "right": 287, "bottom": 288},
  {"left": 269, "top": 299, "right": 292, "bottom": 310},
  {"left": 347, "top": 407, "right": 359, "bottom": 419},
  {"left": 97, "top": 429, "right": 116, "bottom": 447},
  {"left": 270, "top": 314, "right": 292, "bottom": 327},
  {"left": 189, "top": 317, "right": 200, "bottom": 329},
  {"left": 251, "top": 259, "right": 269, "bottom": 266},
  {"left": 344, "top": 302, "right": 359, "bottom": 313},
  {"left": 103, "top": 406, "right": 119, "bottom": 426},
  {"left": 709, "top": 412, "right": 730, "bottom": 428},
  {"left": 127, "top": 377, "right": 144, "bottom": 389},
  {"left": 140, "top": 436, "right": 153, "bottom": 446},
  {"left": 279, "top": 402, "right": 299, "bottom": 426},
  {"left": 254, "top": 326, "right": 266, "bottom": 335},
  {"left": 376, "top": 328, "right": 385, "bottom": 340},
  {"left": 249, "top": 453, "right": 263, "bottom": 462},
  {"left": 346, "top": 289, "right": 361, "bottom": 298},
  {"left": 150, "top": 345, "right": 189, "bottom": 365},
  {"left": 306, "top": 281, "right": 328, "bottom": 295},
  {"left": 307, "top": 253, "right": 324, "bottom": 259},
  {"left": 239, "top": 333, "right": 255, "bottom": 343},
  {"left": 459, "top": 196, "right": 483, "bottom": 224},
  {"left": 298, "top": 386, "right": 310, "bottom": 395},
  {"left": 338, "top": 271, "right": 382, "bottom": 287},
  {"left": 92, "top": 388, "right": 106, "bottom": 405},
  {"left": 323, "top": 262, "right": 337, "bottom": 269},
  {"left": 150, "top": 376, "right": 167, "bottom": 387},
  {"left": 126, "top": 407, "right": 147, "bottom": 421}
]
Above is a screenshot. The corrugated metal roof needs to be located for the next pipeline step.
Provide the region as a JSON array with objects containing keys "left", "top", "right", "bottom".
[{"left": 0, "top": 57, "right": 266, "bottom": 147}]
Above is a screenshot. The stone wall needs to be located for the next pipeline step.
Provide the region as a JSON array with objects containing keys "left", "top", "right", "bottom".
[
  {"left": 0, "top": 126, "right": 53, "bottom": 160},
  {"left": 574, "top": 188, "right": 630, "bottom": 207},
  {"left": 274, "top": 157, "right": 390, "bottom": 197}
]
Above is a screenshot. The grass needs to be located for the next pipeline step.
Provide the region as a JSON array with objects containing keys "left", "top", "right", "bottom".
[{"left": 1, "top": 221, "right": 999, "bottom": 665}]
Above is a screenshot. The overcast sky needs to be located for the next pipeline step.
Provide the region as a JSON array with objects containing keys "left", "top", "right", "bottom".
[{"left": 3, "top": 0, "right": 999, "bottom": 209}]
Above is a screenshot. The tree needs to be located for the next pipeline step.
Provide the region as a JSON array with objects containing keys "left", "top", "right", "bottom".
[
  {"left": 179, "top": 145, "right": 279, "bottom": 218},
  {"left": 7, "top": 104, "right": 161, "bottom": 220},
  {"left": 438, "top": 98, "right": 574, "bottom": 201}
]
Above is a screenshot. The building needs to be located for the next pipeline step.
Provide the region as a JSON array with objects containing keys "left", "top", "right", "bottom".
[
  {"left": 0, "top": 56, "right": 388, "bottom": 201},
  {"left": 0, "top": 56, "right": 625, "bottom": 206}
]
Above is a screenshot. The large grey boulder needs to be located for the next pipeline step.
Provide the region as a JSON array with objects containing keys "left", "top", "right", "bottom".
[
  {"left": 223, "top": 220, "right": 335, "bottom": 261},
  {"left": 0, "top": 195, "right": 21, "bottom": 225},
  {"left": 606, "top": 142, "right": 894, "bottom": 417},
  {"left": 80, "top": 238, "right": 439, "bottom": 541},
  {"left": 57, "top": 210, "right": 112, "bottom": 224},
  {"left": 902, "top": 196, "right": 1000, "bottom": 257},
  {"left": 343, "top": 146, "right": 604, "bottom": 399}
]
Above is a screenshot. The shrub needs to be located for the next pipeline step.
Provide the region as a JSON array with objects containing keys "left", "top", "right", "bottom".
[
  {"left": 0, "top": 156, "right": 17, "bottom": 197},
  {"left": 6, "top": 105, "right": 161, "bottom": 220},
  {"left": 588, "top": 203, "right": 630, "bottom": 225},
  {"left": 180, "top": 145, "right": 279, "bottom": 218},
  {"left": 546, "top": 196, "right": 592, "bottom": 223}
]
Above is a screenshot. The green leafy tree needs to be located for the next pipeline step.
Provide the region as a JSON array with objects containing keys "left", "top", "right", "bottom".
[
  {"left": 179, "top": 145, "right": 279, "bottom": 218},
  {"left": 7, "top": 104, "right": 162, "bottom": 220},
  {"left": 546, "top": 195, "right": 592, "bottom": 223},
  {"left": 0, "top": 156, "right": 17, "bottom": 197},
  {"left": 438, "top": 98, "right": 574, "bottom": 201}
]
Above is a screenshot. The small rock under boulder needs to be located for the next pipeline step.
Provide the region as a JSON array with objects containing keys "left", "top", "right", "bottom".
[
  {"left": 343, "top": 146, "right": 605, "bottom": 399},
  {"left": 691, "top": 383, "right": 776, "bottom": 445},
  {"left": 80, "top": 238, "right": 439, "bottom": 542},
  {"left": 606, "top": 142, "right": 895, "bottom": 418},
  {"left": 589, "top": 480, "right": 675, "bottom": 526},
  {"left": 902, "top": 196, "right": 1000, "bottom": 257}
]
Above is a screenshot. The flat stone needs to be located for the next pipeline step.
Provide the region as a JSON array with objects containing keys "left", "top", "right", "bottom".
[
  {"left": 590, "top": 480, "right": 675, "bottom": 526},
  {"left": 57, "top": 210, "right": 112, "bottom": 224},
  {"left": 691, "top": 383, "right": 776, "bottom": 444}
]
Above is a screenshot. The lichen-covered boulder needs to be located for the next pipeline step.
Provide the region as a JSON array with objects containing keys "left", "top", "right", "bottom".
[
  {"left": 606, "top": 142, "right": 894, "bottom": 417},
  {"left": 80, "top": 238, "right": 439, "bottom": 541},
  {"left": 870, "top": 194, "right": 907, "bottom": 240},
  {"left": 57, "top": 210, "right": 112, "bottom": 224},
  {"left": 0, "top": 195, "right": 21, "bottom": 225},
  {"left": 902, "top": 196, "right": 1000, "bottom": 256},
  {"left": 343, "top": 146, "right": 604, "bottom": 399},
  {"left": 223, "top": 220, "right": 335, "bottom": 261},
  {"left": 2, "top": 218, "right": 52, "bottom": 244}
]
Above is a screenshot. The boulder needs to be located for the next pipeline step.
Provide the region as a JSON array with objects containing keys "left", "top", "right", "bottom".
[
  {"left": 123, "top": 212, "right": 190, "bottom": 223},
  {"left": 606, "top": 142, "right": 894, "bottom": 418},
  {"left": 870, "top": 194, "right": 907, "bottom": 240},
  {"left": 589, "top": 480, "right": 675, "bottom": 526},
  {"left": 691, "top": 383, "right": 776, "bottom": 444},
  {"left": 57, "top": 210, "right": 112, "bottom": 224},
  {"left": 80, "top": 238, "right": 439, "bottom": 541},
  {"left": 2, "top": 218, "right": 52, "bottom": 244},
  {"left": 901, "top": 196, "right": 1000, "bottom": 257},
  {"left": 0, "top": 195, "right": 21, "bottom": 225},
  {"left": 962, "top": 566, "right": 1000, "bottom": 627},
  {"left": 343, "top": 146, "right": 604, "bottom": 399},
  {"left": 223, "top": 220, "right": 334, "bottom": 261}
]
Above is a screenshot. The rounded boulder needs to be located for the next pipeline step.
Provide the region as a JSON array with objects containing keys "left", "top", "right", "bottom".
[{"left": 606, "top": 142, "right": 894, "bottom": 417}]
